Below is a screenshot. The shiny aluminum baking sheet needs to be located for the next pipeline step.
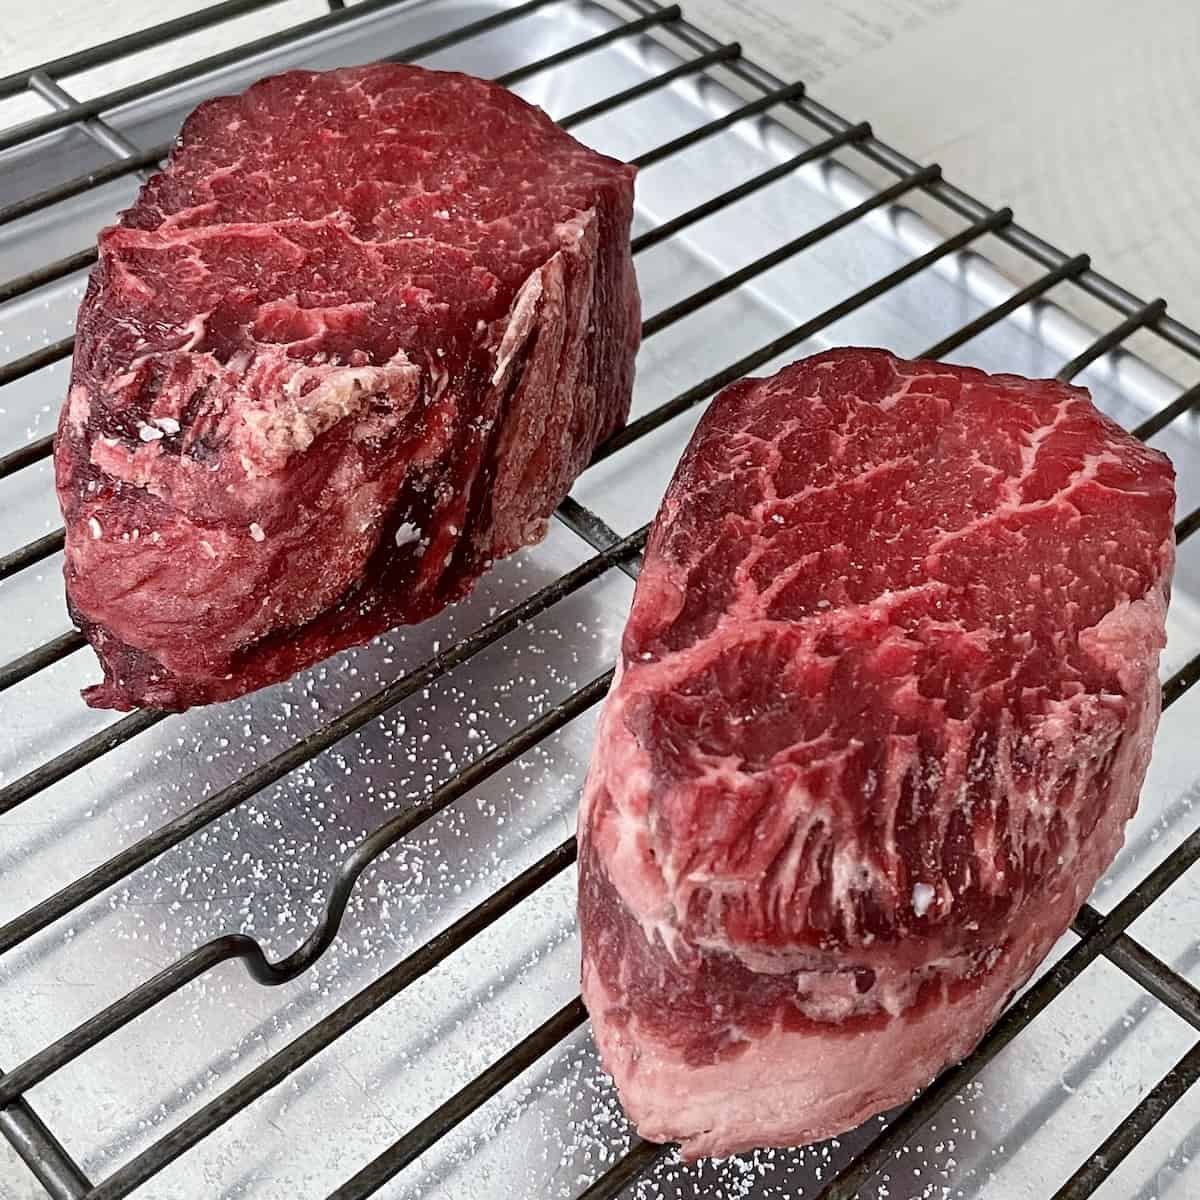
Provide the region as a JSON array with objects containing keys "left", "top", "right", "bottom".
[{"left": 0, "top": 2, "right": 1197, "bottom": 1197}]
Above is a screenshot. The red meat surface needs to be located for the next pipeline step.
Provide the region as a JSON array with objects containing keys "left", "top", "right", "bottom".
[
  {"left": 579, "top": 348, "right": 1175, "bottom": 1159},
  {"left": 55, "top": 63, "right": 639, "bottom": 710}
]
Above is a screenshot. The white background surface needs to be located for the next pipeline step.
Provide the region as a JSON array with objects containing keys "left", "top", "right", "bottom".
[{"left": 4, "top": 0, "right": 1200, "bottom": 343}]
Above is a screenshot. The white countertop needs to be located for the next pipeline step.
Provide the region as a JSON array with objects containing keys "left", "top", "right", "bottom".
[
  {"left": 4, "top": 0, "right": 1198, "bottom": 345},
  {"left": 697, "top": 0, "right": 1200, "bottom": 344}
]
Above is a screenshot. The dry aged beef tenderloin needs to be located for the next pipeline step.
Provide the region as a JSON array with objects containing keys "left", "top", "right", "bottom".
[
  {"left": 579, "top": 348, "right": 1175, "bottom": 1159},
  {"left": 55, "top": 64, "right": 640, "bottom": 711}
]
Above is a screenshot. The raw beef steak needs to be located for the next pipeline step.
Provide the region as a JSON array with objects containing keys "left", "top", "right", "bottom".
[
  {"left": 55, "top": 64, "right": 639, "bottom": 711},
  {"left": 579, "top": 348, "right": 1175, "bottom": 1159}
]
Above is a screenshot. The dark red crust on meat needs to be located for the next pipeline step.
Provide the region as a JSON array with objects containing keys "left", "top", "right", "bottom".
[
  {"left": 578, "top": 348, "right": 1175, "bottom": 1158},
  {"left": 55, "top": 64, "right": 639, "bottom": 710}
]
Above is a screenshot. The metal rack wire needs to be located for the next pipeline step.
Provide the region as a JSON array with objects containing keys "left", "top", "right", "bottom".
[{"left": 0, "top": 0, "right": 1198, "bottom": 1197}]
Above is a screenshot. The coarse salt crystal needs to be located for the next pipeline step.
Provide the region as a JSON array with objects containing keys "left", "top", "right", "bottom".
[
  {"left": 88, "top": 517, "right": 103, "bottom": 539},
  {"left": 394, "top": 521, "right": 420, "bottom": 548},
  {"left": 912, "top": 882, "right": 935, "bottom": 917},
  {"left": 137, "top": 422, "right": 164, "bottom": 442},
  {"left": 249, "top": 522, "right": 266, "bottom": 541},
  {"left": 153, "top": 416, "right": 180, "bottom": 434}
]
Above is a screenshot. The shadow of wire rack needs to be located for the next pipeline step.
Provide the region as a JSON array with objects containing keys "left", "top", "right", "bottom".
[{"left": 1, "top": 0, "right": 1199, "bottom": 1196}]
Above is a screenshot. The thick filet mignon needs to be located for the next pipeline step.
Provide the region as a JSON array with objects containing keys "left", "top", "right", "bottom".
[
  {"left": 578, "top": 348, "right": 1175, "bottom": 1159},
  {"left": 55, "top": 64, "right": 639, "bottom": 711}
]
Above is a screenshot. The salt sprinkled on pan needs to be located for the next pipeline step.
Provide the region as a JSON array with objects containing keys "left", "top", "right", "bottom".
[
  {"left": 249, "top": 522, "right": 266, "bottom": 542},
  {"left": 912, "top": 881, "right": 935, "bottom": 917},
  {"left": 394, "top": 521, "right": 421, "bottom": 548}
]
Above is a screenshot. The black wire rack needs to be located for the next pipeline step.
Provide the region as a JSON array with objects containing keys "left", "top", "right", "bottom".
[{"left": 1, "top": 1, "right": 1199, "bottom": 1197}]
